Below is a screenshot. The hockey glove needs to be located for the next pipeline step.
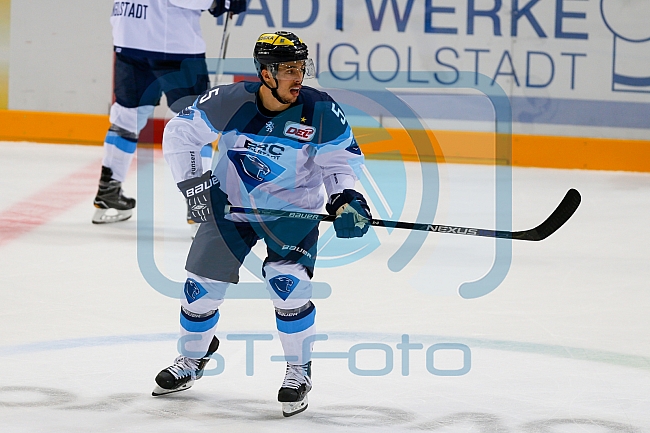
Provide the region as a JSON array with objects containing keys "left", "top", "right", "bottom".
[
  {"left": 177, "top": 170, "right": 229, "bottom": 223},
  {"left": 326, "top": 189, "right": 372, "bottom": 238},
  {"left": 209, "top": 0, "right": 247, "bottom": 17}
]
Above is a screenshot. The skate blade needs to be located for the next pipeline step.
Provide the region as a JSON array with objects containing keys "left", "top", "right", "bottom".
[
  {"left": 281, "top": 395, "right": 308, "bottom": 417},
  {"left": 151, "top": 382, "right": 194, "bottom": 397},
  {"left": 92, "top": 208, "right": 133, "bottom": 224}
]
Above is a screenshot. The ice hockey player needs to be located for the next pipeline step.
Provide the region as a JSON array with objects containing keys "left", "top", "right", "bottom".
[
  {"left": 153, "top": 31, "right": 372, "bottom": 417},
  {"left": 92, "top": 0, "right": 246, "bottom": 224}
]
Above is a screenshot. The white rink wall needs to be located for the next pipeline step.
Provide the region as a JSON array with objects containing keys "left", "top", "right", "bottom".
[{"left": 6, "top": 0, "right": 650, "bottom": 139}]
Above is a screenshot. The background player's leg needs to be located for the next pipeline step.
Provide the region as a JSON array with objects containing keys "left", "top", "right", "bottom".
[
  {"left": 102, "top": 103, "right": 153, "bottom": 182},
  {"left": 92, "top": 103, "right": 154, "bottom": 224},
  {"left": 93, "top": 53, "right": 158, "bottom": 224}
]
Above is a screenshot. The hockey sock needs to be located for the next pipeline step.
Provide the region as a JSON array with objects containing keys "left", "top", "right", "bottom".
[
  {"left": 275, "top": 301, "right": 316, "bottom": 365},
  {"left": 102, "top": 124, "right": 137, "bottom": 182},
  {"left": 265, "top": 261, "right": 316, "bottom": 365},
  {"left": 179, "top": 274, "right": 228, "bottom": 357}
]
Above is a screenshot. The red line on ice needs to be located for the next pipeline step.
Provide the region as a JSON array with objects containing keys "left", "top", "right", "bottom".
[{"left": 0, "top": 159, "right": 102, "bottom": 247}]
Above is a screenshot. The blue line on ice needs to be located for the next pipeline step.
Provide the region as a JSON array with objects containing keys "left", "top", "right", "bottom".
[{"left": 1, "top": 331, "right": 648, "bottom": 371}]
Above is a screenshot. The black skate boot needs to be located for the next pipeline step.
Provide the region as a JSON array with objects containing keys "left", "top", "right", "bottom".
[
  {"left": 152, "top": 336, "right": 220, "bottom": 396},
  {"left": 92, "top": 166, "right": 136, "bottom": 224},
  {"left": 278, "top": 361, "right": 312, "bottom": 417}
]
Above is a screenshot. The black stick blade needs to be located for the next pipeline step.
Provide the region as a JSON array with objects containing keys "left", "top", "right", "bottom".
[{"left": 512, "top": 188, "right": 581, "bottom": 241}]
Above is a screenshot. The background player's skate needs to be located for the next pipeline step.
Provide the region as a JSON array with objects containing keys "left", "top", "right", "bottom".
[{"left": 92, "top": 166, "right": 136, "bottom": 224}]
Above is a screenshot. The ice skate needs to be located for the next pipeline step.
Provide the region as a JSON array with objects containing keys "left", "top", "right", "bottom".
[
  {"left": 152, "top": 336, "right": 219, "bottom": 396},
  {"left": 92, "top": 166, "right": 136, "bottom": 224},
  {"left": 278, "top": 361, "right": 312, "bottom": 417}
]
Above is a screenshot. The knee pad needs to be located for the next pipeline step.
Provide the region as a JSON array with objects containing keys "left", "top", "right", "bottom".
[
  {"left": 264, "top": 261, "right": 313, "bottom": 310},
  {"left": 181, "top": 273, "right": 229, "bottom": 313},
  {"left": 109, "top": 102, "right": 154, "bottom": 135},
  {"left": 178, "top": 274, "right": 228, "bottom": 358}
]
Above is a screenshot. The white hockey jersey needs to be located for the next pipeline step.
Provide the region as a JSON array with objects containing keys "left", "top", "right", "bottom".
[
  {"left": 163, "top": 82, "right": 365, "bottom": 220},
  {"left": 110, "top": 0, "right": 213, "bottom": 58}
]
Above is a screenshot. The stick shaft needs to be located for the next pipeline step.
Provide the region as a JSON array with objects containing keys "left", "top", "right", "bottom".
[
  {"left": 213, "top": 11, "right": 233, "bottom": 87},
  {"left": 227, "top": 206, "right": 511, "bottom": 238},
  {"left": 225, "top": 189, "right": 581, "bottom": 242}
]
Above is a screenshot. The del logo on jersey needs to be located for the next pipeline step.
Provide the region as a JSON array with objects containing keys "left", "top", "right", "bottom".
[{"left": 283, "top": 122, "right": 315, "bottom": 141}]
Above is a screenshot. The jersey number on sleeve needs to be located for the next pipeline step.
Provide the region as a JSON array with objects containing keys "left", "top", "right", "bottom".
[
  {"left": 199, "top": 88, "right": 220, "bottom": 104},
  {"left": 331, "top": 103, "right": 346, "bottom": 125}
]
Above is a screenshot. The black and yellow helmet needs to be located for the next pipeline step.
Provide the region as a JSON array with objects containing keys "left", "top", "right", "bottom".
[
  {"left": 253, "top": 31, "right": 315, "bottom": 103},
  {"left": 253, "top": 31, "right": 309, "bottom": 70}
]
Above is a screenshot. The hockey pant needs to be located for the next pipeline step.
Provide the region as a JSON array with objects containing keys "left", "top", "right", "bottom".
[
  {"left": 179, "top": 262, "right": 315, "bottom": 365},
  {"left": 102, "top": 102, "right": 213, "bottom": 182}
]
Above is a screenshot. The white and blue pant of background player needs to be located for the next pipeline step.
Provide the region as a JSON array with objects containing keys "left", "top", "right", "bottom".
[{"left": 103, "top": 52, "right": 213, "bottom": 182}]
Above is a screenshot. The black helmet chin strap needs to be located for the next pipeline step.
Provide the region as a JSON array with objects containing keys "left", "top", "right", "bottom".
[
  {"left": 261, "top": 79, "right": 292, "bottom": 105},
  {"left": 271, "top": 87, "right": 292, "bottom": 105},
  {"left": 261, "top": 72, "right": 300, "bottom": 105}
]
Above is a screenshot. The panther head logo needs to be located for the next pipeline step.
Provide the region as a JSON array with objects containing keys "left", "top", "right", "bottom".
[{"left": 242, "top": 154, "right": 271, "bottom": 181}]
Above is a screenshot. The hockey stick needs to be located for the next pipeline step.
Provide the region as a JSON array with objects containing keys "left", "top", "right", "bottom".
[
  {"left": 213, "top": 10, "right": 233, "bottom": 87},
  {"left": 225, "top": 189, "right": 581, "bottom": 241}
]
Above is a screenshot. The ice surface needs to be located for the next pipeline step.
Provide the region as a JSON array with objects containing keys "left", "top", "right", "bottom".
[{"left": 0, "top": 141, "right": 649, "bottom": 432}]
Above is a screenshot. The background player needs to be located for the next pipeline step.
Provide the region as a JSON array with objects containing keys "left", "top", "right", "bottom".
[
  {"left": 154, "top": 31, "right": 373, "bottom": 417},
  {"left": 92, "top": 0, "right": 245, "bottom": 224}
]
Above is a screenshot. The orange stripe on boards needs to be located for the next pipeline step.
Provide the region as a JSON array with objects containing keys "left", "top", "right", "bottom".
[
  {"left": 511, "top": 134, "right": 650, "bottom": 172},
  {"left": 0, "top": 110, "right": 109, "bottom": 145},
  {"left": 0, "top": 110, "right": 169, "bottom": 147},
  {"left": 356, "top": 127, "right": 500, "bottom": 165},
  {"left": 356, "top": 127, "right": 650, "bottom": 173},
  {"left": 1, "top": 111, "right": 649, "bottom": 172},
  {"left": 354, "top": 126, "right": 447, "bottom": 163},
  {"left": 0, "top": 159, "right": 102, "bottom": 247}
]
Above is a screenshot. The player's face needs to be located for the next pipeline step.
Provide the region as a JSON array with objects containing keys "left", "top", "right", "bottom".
[{"left": 274, "top": 61, "right": 305, "bottom": 102}]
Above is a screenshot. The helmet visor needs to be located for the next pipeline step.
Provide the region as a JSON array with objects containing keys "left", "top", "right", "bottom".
[{"left": 267, "top": 59, "right": 316, "bottom": 80}]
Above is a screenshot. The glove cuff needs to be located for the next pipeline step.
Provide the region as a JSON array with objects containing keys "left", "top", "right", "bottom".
[
  {"left": 326, "top": 189, "right": 369, "bottom": 215},
  {"left": 177, "top": 170, "right": 218, "bottom": 199}
]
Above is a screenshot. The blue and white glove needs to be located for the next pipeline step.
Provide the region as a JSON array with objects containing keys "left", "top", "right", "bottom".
[
  {"left": 326, "top": 189, "right": 372, "bottom": 238},
  {"left": 209, "top": 0, "right": 247, "bottom": 17},
  {"left": 177, "top": 170, "right": 229, "bottom": 223}
]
